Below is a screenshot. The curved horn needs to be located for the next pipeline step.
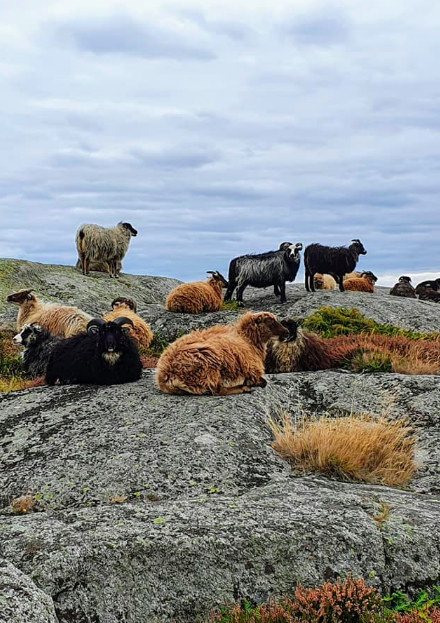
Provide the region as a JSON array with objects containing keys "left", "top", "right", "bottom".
[
  {"left": 87, "top": 318, "right": 106, "bottom": 333},
  {"left": 206, "top": 271, "right": 216, "bottom": 275},
  {"left": 112, "top": 316, "right": 134, "bottom": 328}
]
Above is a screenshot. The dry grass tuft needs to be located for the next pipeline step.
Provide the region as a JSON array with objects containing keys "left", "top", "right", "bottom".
[
  {"left": 11, "top": 494, "right": 35, "bottom": 514},
  {"left": 269, "top": 412, "right": 416, "bottom": 487},
  {"left": 109, "top": 495, "right": 128, "bottom": 504}
]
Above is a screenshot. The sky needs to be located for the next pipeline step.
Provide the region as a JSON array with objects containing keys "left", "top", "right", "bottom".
[{"left": 1, "top": 0, "right": 439, "bottom": 285}]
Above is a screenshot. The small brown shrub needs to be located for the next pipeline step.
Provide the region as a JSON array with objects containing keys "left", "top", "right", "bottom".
[
  {"left": 109, "top": 495, "right": 128, "bottom": 504},
  {"left": 395, "top": 610, "right": 440, "bottom": 623},
  {"left": 11, "top": 494, "right": 35, "bottom": 514},
  {"left": 269, "top": 412, "right": 416, "bottom": 486}
]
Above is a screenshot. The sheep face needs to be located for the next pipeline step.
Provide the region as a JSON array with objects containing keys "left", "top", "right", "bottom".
[
  {"left": 362, "top": 271, "right": 378, "bottom": 283},
  {"left": 278, "top": 319, "right": 299, "bottom": 343},
  {"left": 111, "top": 297, "right": 137, "bottom": 312},
  {"left": 13, "top": 323, "right": 42, "bottom": 346},
  {"left": 120, "top": 222, "right": 138, "bottom": 237},
  {"left": 253, "top": 312, "right": 289, "bottom": 341},
  {"left": 6, "top": 289, "right": 35, "bottom": 304},
  {"left": 350, "top": 239, "right": 367, "bottom": 256},
  {"left": 399, "top": 276, "right": 412, "bottom": 283},
  {"left": 286, "top": 243, "right": 303, "bottom": 259},
  {"left": 278, "top": 241, "right": 293, "bottom": 250},
  {"left": 87, "top": 317, "right": 134, "bottom": 365},
  {"left": 206, "top": 271, "right": 228, "bottom": 287}
]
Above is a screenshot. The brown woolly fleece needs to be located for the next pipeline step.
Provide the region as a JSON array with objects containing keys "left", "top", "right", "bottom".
[
  {"left": 265, "top": 328, "right": 354, "bottom": 373},
  {"left": 156, "top": 311, "right": 288, "bottom": 395},
  {"left": 165, "top": 276, "right": 224, "bottom": 314},
  {"left": 327, "top": 334, "right": 440, "bottom": 365},
  {"left": 313, "top": 273, "right": 336, "bottom": 290},
  {"left": 343, "top": 275, "right": 375, "bottom": 293},
  {"left": 104, "top": 304, "right": 153, "bottom": 350},
  {"left": 389, "top": 281, "right": 416, "bottom": 298},
  {"left": 7, "top": 289, "right": 91, "bottom": 337}
]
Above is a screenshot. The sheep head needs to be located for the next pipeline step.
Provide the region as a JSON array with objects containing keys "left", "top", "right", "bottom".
[
  {"left": 111, "top": 297, "right": 137, "bottom": 313},
  {"left": 238, "top": 312, "right": 289, "bottom": 344},
  {"left": 285, "top": 243, "right": 303, "bottom": 260},
  {"left": 361, "top": 271, "right": 378, "bottom": 283},
  {"left": 87, "top": 317, "right": 135, "bottom": 363},
  {"left": 119, "top": 222, "right": 138, "bottom": 237},
  {"left": 6, "top": 289, "right": 35, "bottom": 304},
  {"left": 277, "top": 319, "right": 300, "bottom": 343},
  {"left": 13, "top": 323, "right": 43, "bottom": 346},
  {"left": 278, "top": 241, "right": 293, "bottom": 250},
  {"left": 350, "top": 239, "right": 367, "bottom": 255},
  {"left": 399, "top": 276, "right": 412, "bottom": 283},
  {"left": 206, "top": 271, "right": 229, "bottom": 288}
]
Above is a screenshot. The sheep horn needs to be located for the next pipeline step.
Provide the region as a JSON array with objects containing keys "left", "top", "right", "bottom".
[
  {"left": 87, "top": 318, "right": 106, "bottom": 333},
  {"left": 206, "top": 271, "right": 216, "bottom": 275},
  {"left": 112, "top": 316, "right": 134, "bottom": 328}
]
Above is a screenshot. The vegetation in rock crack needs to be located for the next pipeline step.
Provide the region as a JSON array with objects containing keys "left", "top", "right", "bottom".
[
  {"left": 0, "top": 328, "right": 45, "bottom": 392},
  {"left": 268, "top": 412, "right": 416, "bottom": 486},
  {"left": 302, "top": 307, "right": 440, "bottom": 341},
  {"left": 208, "top": 578, "right": 440, "bottom": 623}
]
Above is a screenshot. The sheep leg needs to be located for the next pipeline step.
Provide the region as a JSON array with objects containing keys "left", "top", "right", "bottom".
[
  {"left": 305, "top": 270, "right": 311, "bottom": 292},
  {"left": 245, "top": 376, "right": 267, "bottom": 388},
  {"left": 235, "top": 282, "right": 248, "bottom": 306},
  {"left": 309, "top": 272, "right": 316, "bottom": 292},
  {"left": 217, "top": 385, "right": 252, "bottom": 395},
  {"left": 224, "top": 280, "right": 236, "bottom": 301},
  {"left": 279, "top": 282, "right": 287, "bottom": 303},
  {"left": 83, "top": 257, "right": 90, "bottom": 276},
  {"left": 274, "top": 285, "right": 281, "bottom": 297},
  {"left": 338, "top": 274, "right": 345, "bottom": 292}
]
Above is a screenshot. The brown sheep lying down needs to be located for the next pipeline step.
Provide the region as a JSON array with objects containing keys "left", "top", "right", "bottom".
[
  {"left": 343, "top": 271, "right": 378, "bottom": 293},
  {"left": 156, "top": 311, "right": 288, "bottom": 395},
  {"left": 165, "top": 271, "right": 228, "bottom": 314},
  {"left": 104, "top": 298, "right": 153, "bottom": 350},
  {"left": 6, "top": 289, "right": 91, "bottom": 337}
]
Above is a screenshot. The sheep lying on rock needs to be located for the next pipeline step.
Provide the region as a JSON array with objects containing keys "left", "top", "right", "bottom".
[
  {"left": 389, "top": 276, "right": 416, "bottom": 298},
  {"left": 104, "top": 298, "right": 153, "bottom": 350},
  {"left": 7, "top": 289, "right": 91, "bottom": 337},
  {"left": 415, "top": 279, "right": 440, "bottom": 296},
  {"left": 224, "top": 242, "right": 303, "bottom": 305},
  {"left": 265, "top": 319, "right": 353, "bottom": 373},
  {"left": 304, "top": 239, "right": 367, "bottom": 292},
  {"left": 13, "top": 324, "right": 62, "bottom": 378},
  {"left": 343, "top": 271, "right": 378, "bottom": 293},
  {"left": 45, "top": 317, "right": 142, "bottom": 386},
  {"left": 313, "top": 273, "right": 337, "bottom": 290},
  {"left": 165, "top": 271, "right": 228, "bottom": 314},
  {"left": 417, "top": 286, "right": 440, "bottom": 303},
  {"left": 76, "top": 222, "right": 137, "bottom": 278},
  {"left": 156, "top": 311, "right": 289, "bottom": 395}
]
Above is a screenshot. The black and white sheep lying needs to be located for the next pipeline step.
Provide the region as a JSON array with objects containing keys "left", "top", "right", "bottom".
[
  {"left": 45, "top": 317, "right": 142, "bottom": 385},
  {"left": 13, "top": 323, "right": 62, "bottom": 378},
  {"left": 224, "top": 242, "right": 303, "bottom": 304},
  {"left": 304, "top": 239, "right": 367, "bottom": 292}
]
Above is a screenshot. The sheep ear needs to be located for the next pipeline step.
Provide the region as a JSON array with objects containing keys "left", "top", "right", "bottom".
[
  {"left": 31, "top": 323, "right": 42, "bottom": 332},
  {"left": 121, "top": 326, "right": 131, "bottom": 334},
  {"left": 88, "top": 325, "right": 100, "bottom": 334}
]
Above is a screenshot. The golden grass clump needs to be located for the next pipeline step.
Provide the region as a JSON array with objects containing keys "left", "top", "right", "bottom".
[
  {"left": 11, "top": 494, "right": 35, "bottom": 514},
  {"left": 269, "top": 412, "right": 416, "bottom": 487}
]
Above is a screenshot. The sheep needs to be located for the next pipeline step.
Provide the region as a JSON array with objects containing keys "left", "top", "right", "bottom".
[
  {"left": 417, "top": 285, "right": 440, "bottom": 303},
  {"left": 76, "top": 222, "right": 137, "bottom": 278},
  {"left": 265, "top": 319, "right": 355, "bottom": 373},
  {"left": 415, "top": 279, "right": 440, "bottom": 296},
  {"left": 156, "top": 311, "right": 289, "bottom": 396},
  {"left": 165, "top": 271, "right": 228, "bottom": 314},
  {"left": 104, "top": 298, "right": 153, "bottom": 350},
  {"left": 6, "top": 289, "right": 92, "bottom": 337},
  {"left": 343, "top": 271, "right": 378, "bottom": 293},
  {"left": 45, "top": 317, "right": 142, "bottom": 386},
  {"left": 304, "top": 239, "right": 367, "bottom": 292},
  {"left": 75, "top": 258, "right": 122, "bottom": 276},
  {"left": 389, "top": 276, "right": 416, "bottom": 298},
  {"left": 224, "top": 243, "right": 303, "bottom": 305},
  {"left": 313, "top": 273, "right": 337, "bottom": 290},
  {"left": 13, "top": 323, "right": 63, "bottom": 378}
]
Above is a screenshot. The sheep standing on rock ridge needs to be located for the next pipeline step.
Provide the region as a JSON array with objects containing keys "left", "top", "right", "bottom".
[
  {"left": 343, "top": 271, "right": 378, "bottom": 293},
  {"left": 7, "top": 289, "right": 91, "bottom": 337},
  {"left": 165, "top": 271, "right": 228, "bottom": 314},
  {"left": 76, "top": 222, "right": 137, "bottom": 278},
  {"left": 224, "top": 242, "right": 303, "bottom": 305},
  {"left": 156, "top": 311, "right": 289, "bottom": 396},
  {"left": 104, "top": 297, "right": 153, "bottom": 350},
  {"left": 389, "top": 276, "right": 416, "bottom": 298},
  {"left": 304, "top": 239, "right": 367, "bottom": 292}
]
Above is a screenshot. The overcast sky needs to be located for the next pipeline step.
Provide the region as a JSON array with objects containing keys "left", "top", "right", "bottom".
[{"left": 1, "top": 0, "right": 439, "bottom": 285}]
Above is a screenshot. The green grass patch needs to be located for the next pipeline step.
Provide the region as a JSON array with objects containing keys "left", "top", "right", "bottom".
[
  {"left": 348, "top": 350, "right": 394, "bottom": 373},
  {"left": 221, "top": 300, "right": 241, "bottom": 311},
  {"left": 303, "top": 307, "right": 439, "bottom": 340}
]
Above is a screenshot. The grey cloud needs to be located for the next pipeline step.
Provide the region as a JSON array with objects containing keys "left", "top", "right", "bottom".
[
  {"left": 179, "top": 9, "right": 251, "bottom": 40},
  {"left": 49, "top": 13, "right": 215, "bottom": 60},
  {"left": 282, "top": 4, "right": 351, "bottom": 46},
  {"left": 130, "top": 146, "right": 221, "bottom": 169}
]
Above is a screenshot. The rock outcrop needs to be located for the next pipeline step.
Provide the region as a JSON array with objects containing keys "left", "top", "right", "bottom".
[{"left": 0, "top": 259, "right": 440, "bottom": 623}]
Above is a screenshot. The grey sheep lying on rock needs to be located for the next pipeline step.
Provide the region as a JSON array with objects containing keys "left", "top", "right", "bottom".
[{"left": 13, "top": 323, "right": 62, "bottom": 378}]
